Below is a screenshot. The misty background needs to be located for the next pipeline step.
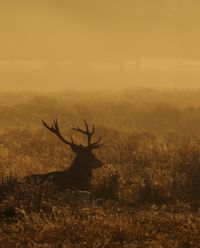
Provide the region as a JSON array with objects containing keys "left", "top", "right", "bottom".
[{"left": 0, "top": 0, "right": 200, "bottom": 90}]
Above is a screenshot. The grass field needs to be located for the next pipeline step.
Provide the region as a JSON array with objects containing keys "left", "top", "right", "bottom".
[{"left": 1, "top": 88, "right": 200, "bottom": 247}]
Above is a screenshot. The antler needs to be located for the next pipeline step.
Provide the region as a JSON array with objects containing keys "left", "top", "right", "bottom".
[
  {"left": 42, "top": 119, "right": 103, "bottom": 151},
  {"left": 42, "top": 119, "right": 74, "bottom": 147},
  {"left": 72, "top": 120, "right": 103, "bottom": 149}
]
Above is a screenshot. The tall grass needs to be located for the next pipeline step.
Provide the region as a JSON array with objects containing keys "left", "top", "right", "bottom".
[{"left": 1, "top": 89, "right": 200, "bottom": 247}]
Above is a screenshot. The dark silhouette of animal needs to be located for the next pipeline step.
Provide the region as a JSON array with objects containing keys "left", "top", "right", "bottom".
[{"left": 24, "top": 120, "right": 103, "bottom": 191}]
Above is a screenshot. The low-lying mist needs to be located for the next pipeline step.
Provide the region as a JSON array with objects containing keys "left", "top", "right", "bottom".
[
  {"left": 0, "top": 59, "right": 200, "bottom": 90},
  {"left": 1, "top": 88, "right": 200, "bottom": 136}
]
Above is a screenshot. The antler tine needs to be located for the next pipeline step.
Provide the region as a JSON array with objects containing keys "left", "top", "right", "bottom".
[
  {"left": 71, "top": 120, "right": 94, "bottom": 146},
  {"left": 41, "top": 119, "right": 49, "bottom": 129},
  {"left": 71, "top": 120, "right": 102, "bottom": 147},
  {"left": 54, "top": 119, "right": 58, "bottom": 130},
  {"left": 89, "top": 137, "right": 103, "bottom": 149},
  {"left": 84, "top": 119, "right": 89, "bottom": 133},
  {"left": 84, "top": 120, "right": 95, "bottom": 135},
  {"left": 42, "top": 119, "right": 74, "bottom": 147},
  {"left": 42, "top": 120, "right": 54, "bottom": 133},
  {"left": 91, "top": 124, "right": 95, "bottom": 135},
  {"left": 92, "top": 137, "right": 102, "bottom": 145},
  {"left": 71, "top": 137, "right": 74, "bottom": 144},
  {"left": 92, "top": 142, "right": 103, "bottom": 149},
  {"left": 72, "top": 126, "right": 87, "bottom": 135},
  {"left": 72, "top": 120, "right": 94, "bottom": 134}
]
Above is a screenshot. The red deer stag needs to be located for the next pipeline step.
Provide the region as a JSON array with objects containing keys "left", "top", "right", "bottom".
[{"left": 25, "top": 120, "right": 103, "bottom": 190}]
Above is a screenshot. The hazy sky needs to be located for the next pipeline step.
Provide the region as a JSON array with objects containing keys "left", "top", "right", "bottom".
[{"left": 0, "top": 0, "right": 200, "bottom": 89}]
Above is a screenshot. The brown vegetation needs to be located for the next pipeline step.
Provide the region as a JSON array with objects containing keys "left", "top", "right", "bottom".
[{"left": 1, "top": 89, "right": 200, "bottom": 247}]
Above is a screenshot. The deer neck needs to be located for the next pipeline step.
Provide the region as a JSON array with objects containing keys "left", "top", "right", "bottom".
[
  {"left": 68, "top": 160, "right": 92, "bottom": 176},
  {"left": 65, "top": 157, "right": 93, "bottom": 188}
]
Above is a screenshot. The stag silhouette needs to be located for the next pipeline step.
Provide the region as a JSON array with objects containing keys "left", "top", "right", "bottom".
[{"left": 25, "top": 120, "right": 103, "bottom": 190}]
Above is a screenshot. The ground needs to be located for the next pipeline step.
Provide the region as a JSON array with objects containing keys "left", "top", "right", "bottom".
[{"left": 1, "top": 89, "right": 200, "bottom": 247}]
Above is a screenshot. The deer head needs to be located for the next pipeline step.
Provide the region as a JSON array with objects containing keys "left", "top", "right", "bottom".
[{"left": 42, "top": 119, "right": 103, "bottom": 171}]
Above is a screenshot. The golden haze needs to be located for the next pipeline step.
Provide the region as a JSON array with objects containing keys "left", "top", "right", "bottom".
[{"left": 0, "top": 0, "right": 199, "bottom": 90}]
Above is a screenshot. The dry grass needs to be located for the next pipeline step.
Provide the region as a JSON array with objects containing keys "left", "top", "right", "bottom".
[{"left": 1, "top": 89, "right": 200, "bottom": 247}]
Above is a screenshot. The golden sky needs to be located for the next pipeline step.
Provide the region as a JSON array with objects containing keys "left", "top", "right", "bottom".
[{"left": 0, "top": 0, "right": 200, "bottom": 89}]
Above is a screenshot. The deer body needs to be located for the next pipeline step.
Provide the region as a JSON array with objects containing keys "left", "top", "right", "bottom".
[{"left": 25, "top": 120, "right": 103, "bottom": 191}]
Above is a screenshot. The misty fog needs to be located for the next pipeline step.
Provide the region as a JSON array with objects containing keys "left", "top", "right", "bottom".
[{"left": 0, "top": 0, "right": 200, "bottom": 90}]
